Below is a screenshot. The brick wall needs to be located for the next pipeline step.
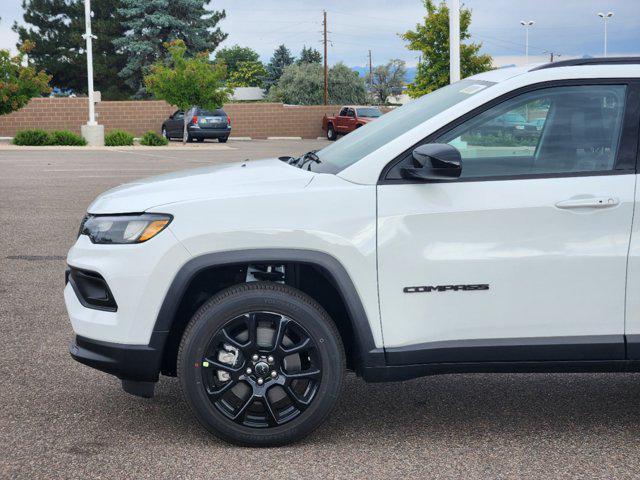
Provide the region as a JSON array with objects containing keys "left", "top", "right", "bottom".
[{"left": 0, "top": 98, "right": 358, "bottom": 139}]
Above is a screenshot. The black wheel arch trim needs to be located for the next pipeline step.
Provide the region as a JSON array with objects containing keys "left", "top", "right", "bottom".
[{"left": 152, "top": 249, "right": 385, "bottom": 372}]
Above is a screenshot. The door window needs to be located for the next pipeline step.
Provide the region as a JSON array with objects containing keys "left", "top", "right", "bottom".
[
  {"left": 338, "top": 107, "right": 348, "bottom": 116},
  {"left": 436, "top": 84, "right": 627, "bottom": 178},
  {"left": 346, "top": 108, "right": 356, "bottom": 118}
]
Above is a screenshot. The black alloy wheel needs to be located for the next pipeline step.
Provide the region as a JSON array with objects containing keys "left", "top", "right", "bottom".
[
  {"left": 178, "top": 282, "right": 344, "bottom": 446},
  {"left": 201, "top": 311, "right": 321, "bottom": 427}
]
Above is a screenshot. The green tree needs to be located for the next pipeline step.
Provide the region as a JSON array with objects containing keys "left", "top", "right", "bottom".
[
  {"left": 116, "top": 0, "right": 227, "bottom": 98},
  {"left": 268, "top": 62, "right": 367, "bottom": 105},
  {"left": 371, "top": 59, "right": 407, "bottom": 104},
  {"left": 297, "top": 46, "right": 322, "bottom": 65},
  {"left": 145, "top": 40, "right": 230, "bottom": 143},
  {"left": 265, "top": 44, "right": 295, "bottom": 90},
  {"left": 0, "top": 41, "right": 51, "bottom": 115},
  {"left": 228, "top": 61, "right": 267, "bottom": 88},
  {"left": 13, "top": 0, "right": 132, "bottom": 99},
  {"left": 215, "top": 45, "right": 260, "bottom": 75},
  {"left": 401, "top": 0, "right": 492, "bottom": 97}
]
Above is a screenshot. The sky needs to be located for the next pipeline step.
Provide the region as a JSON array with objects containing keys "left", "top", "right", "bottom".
[{"left": 1, "top": 0, "right": 639, "bottom": 68}]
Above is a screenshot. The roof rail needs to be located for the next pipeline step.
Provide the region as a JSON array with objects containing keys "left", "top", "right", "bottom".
[{"left": 531, "top": 56, "right": 640, "bottom": 71}]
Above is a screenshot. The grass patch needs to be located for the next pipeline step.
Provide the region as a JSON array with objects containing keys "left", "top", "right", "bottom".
[
  {"left": 105, "top": 129, "right": 134, "bottom": 146},
  {"left": 140, "top": 131, "right": 168, "bottom": 146},
  {"left": 50, "top": 130, "right": 87, "bottom": 146},
  {"left": 13, "top": 129, "right": 52, "bottom": 146}
]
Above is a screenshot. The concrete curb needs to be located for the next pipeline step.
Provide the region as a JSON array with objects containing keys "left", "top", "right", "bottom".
[
  {"left": 266, "top": 136, "right": 303, "bottom": 140},
  {"left": 0, "top": 144, "right": 235, "bottom": 151}
]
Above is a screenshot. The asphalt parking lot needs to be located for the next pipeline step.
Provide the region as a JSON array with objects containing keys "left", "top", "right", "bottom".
[{"left": 2, "top": 139, "right": 640, "bottom": 479}]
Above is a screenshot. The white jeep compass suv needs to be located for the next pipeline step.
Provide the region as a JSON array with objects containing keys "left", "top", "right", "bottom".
[{"left": 65, "top": 58, "right": 640, "bottom": 446}]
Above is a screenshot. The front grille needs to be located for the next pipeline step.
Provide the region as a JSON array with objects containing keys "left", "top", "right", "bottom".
[{"left": 67, "top": 267, "right": 117, "bottom": 311}]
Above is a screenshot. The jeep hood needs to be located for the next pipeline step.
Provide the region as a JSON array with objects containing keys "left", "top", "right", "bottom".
[{"left": 88, "top": 158, "right": 315, "bottom": 213}]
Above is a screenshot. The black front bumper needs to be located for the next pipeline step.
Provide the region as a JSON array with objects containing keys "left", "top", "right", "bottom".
[{"left": 69, "top": 333, "right": 167, "bottom": 397}]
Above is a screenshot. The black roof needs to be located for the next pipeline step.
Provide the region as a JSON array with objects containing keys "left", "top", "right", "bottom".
[{"left": 531, "top": 56, "right": 640, "bottom": 71}]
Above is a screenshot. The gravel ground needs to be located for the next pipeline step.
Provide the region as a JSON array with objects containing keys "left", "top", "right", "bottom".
[{"left": 2, "top": 140, "right": 640, "bottom": 479}]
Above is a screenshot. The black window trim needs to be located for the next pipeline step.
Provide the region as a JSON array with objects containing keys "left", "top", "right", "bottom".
[{"left": 379, "top": 78, "right": 640, "bottom": 185}]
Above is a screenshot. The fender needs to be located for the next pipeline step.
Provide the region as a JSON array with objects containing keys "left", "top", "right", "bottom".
[{"left": 152, "top": 249, "right": 385, "bottom": 371}]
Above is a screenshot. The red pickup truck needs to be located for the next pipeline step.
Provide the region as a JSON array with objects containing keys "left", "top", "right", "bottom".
[{"left": 322, "top": 105, "right": 382, "bottom": 140}]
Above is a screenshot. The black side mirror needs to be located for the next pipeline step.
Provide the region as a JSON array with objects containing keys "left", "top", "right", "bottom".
[{"left": 400, "top": 143, "right": 462, "bottom": 181}]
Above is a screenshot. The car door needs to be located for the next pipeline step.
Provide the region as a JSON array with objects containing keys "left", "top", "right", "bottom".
[
  {"left": 335, "top": 108, "right": 349, "bottom": 132},
  {"left": 377, "top": 81, "right": 638, "bottom": 365},
  {"left": 345, "top": 108, "right": 358, "bottom": 131},
  {"left": 169, "top": 110, "right": 184, "bottom": 137}
]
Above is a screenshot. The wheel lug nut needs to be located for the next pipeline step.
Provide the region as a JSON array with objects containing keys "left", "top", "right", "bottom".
[
  {"left": 246, "top": 368, "right": 252, "bottom": 374},
  {"left": 257, "top": 378, "right": 264, "bottom": 385},
  {"left": 252, "top": 354, "right": 259, "bottom": 361},
  {"left": 267, "top": 356, "right": 274, "bottom": 363},
  {"left": 271, "top": 370, "right": 277, "bottom": 378}
]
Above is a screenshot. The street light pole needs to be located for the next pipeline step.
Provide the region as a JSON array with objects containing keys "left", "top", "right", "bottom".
[
  {"left": 597, "top": 12, "right": 614, "bottom": 57},
  {"left": 449, "top": 0, "right": 460, "bottom": 83},
  {"left": 84, "top": 0, "right": 96, "bottom": 125},
  {"left": 520, "top": 20, "right": 535, "bottom": 64},
  {"left": 80, "top": 0, "right": 104, "bottom": 145}
]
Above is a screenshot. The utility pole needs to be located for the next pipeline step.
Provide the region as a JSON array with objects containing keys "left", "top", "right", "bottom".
[
  {"left": 368, "top": 49, "right": 373, "bottom": 91},
  {"left": 449, "top": 0, "right": 460, "bottom": 83},
  {"left": 323, "top": 10, "right": 328, "bottom": 105},
  {"left": 520, "top": 20, "right": 535, "bottom": 64},
  {"left": 597, "top": 12, "right": 614, "bottom": 57},
  {"left": 544, "top": 50, "right": 560, "bottom": 63},
  {"left": 81, "top": 0, "right": 104, "bottom": 146}
]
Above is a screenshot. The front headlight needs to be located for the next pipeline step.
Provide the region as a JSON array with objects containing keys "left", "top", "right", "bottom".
[{"left": 80, "top": 213, "right": 173, "bottom": 244}]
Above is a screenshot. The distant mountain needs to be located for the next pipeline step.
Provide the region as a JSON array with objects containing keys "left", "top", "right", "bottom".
[{"left": 351, "top": 65, "right": 417, "bottom": 84}]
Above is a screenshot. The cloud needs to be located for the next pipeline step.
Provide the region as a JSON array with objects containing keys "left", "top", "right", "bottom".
[{"left": 1, "top": 0, "right": 638, "bottom": 65}]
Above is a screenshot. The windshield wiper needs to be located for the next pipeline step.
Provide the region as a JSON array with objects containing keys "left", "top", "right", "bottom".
[{"left": 297, "top": 150, "right": 321, "bottom": 169}]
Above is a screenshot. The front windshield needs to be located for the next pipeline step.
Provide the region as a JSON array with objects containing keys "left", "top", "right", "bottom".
[
  {"left": 356, "top": 107, "right": 382, "bottom": 118},
  {"left": 312, "top": 79, "right": 495, "bottom": 174}
]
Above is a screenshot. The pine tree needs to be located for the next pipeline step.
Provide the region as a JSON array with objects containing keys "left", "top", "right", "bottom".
[
  {"left": 115, "top": 0, "right": 227, "bottom": 98},
  {"left": 13, "top": 0, "right": 132, "bottom": 99},
  {"left": 297, "top": 46, "right": 322, "bottom": 65},
  {"left": 265, "top": 44, "right": 295, "bottom": 90}
]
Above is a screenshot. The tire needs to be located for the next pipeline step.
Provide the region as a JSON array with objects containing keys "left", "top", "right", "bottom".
[
  {"left": 197, "top": 137, "right": 205, "bottom": 143},
  {"left": 218, "top": 137, "right": 228, "bottom": 143},
  {"left": 162, "top": 126, "right": 170, "bottom": 141},
  {"left": 187, "top": 135, "right": 194, "bottom": 143},
  {"left": 326, "top": 124, "right": 337, "bottom": 141},
  {"left": 178, "top": 282, "right": 345, "bottom": 447}
]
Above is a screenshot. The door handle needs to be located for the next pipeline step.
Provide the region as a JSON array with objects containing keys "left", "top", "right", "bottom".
[{"left": 555, "top": 196, "right": 619, "bottom": 209}]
